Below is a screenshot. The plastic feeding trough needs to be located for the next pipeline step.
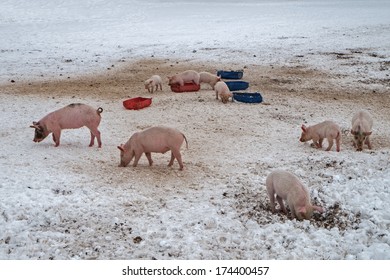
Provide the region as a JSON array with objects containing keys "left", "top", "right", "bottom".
[
  {"left": 233, "top": 92, "right": 263, "bottom": 104},
  {"left": 170, "top": 83, "right": 200, "bottom": 93},
  {"left": 217, "top": 70, "right": 244, "bottom": 79},
  {"left": 123, "top": 97, "right": 152, "bottom": 110},
  {"left": 225, "top": 81, "right": 249, "bottom": 91}
]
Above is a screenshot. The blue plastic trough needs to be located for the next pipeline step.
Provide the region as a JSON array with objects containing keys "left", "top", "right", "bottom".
[
  {"left": 233, "top": 92, "right": 263, "bottom": 103},
  {"left": 225, "top": 81, "right": 249, "bottom": 91},
  {"left": 217, "top": 70, "right": 244, "bottom": 80}
]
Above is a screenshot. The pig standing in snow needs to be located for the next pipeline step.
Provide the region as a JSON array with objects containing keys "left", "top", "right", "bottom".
[
  {"left": 266, "top": 170, "right": 324, "bottom": 220},
  {"left": 144, "top": 75, "right": 162, "bottom": 93},
  {"left": 199, "top": 71, "right": 221, "bottom": 89},
  {"left": 168, "top": 70, "right": 200, "bottom": 86},
  {"left": 351, "top": 110, "right": 373, "bottom": 151},
  {"left": 30, "top": 103, "right": 103, "bottom": 147},
  {"left": 117, "top": 126, "right": 188, "bottom": 170},
  {"left": 300, "top": 120, "right": 341, "bottom": 152},
  {"left": 214, "top": 81, "right": 233, "bottom": 104}
]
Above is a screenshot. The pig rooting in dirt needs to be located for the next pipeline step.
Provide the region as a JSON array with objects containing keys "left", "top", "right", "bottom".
[
  {"left": 266, "top": 170, "right": 324, "bottom": 220},
  {"left": 214, "top": 81, "right": 233, "bottom": 104},
  {"left": 30, "top": 103, "right": 103, "bottom": 147},
  {"left": 144, "top": 75, "right": 162, "bottom": 93},
  {"left": 351, "top": 110, "right": 373, "bottom": 151},
  {"left": 300, "top": 120, "right": 341, "bottom": 152},
  {"left": 117, "top": 126, "right": 188, "bottom": 170}
]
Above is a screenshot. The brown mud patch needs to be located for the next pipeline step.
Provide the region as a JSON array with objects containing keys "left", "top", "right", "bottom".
[{"left": 1, "top": 58, "right": 389, "bottom": 105}]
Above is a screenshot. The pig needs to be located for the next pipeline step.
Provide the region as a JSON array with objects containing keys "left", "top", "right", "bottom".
[
  {"left": 266, "top": 170, "right": 324, "bottom": 220},
  {"left": 144, "top": 75, "right": 162, "bottom": 93},
  {"left": 117, "top": 126, "right": 188, "bottom": 170},
  {"left": 30, "top": 103, "right": 103, "bottom": 147},
  {"left": 214, "top": 81, "right": 233, "bottom": 104},
  {"left": 351, "top": 110, "right": 373, "bottom": 151},
  {"left": 199, "top": 71, "right": 221, "bottom": 89},
  {"left": 168, "top": 70, "right": 200, "bottom": 86},
  {"left": 300, "top": 120, "right": 341, "bottom": 152}
]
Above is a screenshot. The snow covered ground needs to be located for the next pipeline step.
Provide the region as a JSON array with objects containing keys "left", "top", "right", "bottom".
[{"left": 0, "top": 0, "right": 389, "bottom": 261}]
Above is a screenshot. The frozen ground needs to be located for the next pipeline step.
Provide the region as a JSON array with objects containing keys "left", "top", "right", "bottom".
[{"left": 0, "top": 0, "right": 389, "bottom": 260}]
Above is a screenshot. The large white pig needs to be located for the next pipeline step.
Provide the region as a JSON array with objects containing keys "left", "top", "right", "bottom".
[
  {"left": 351, "top": 110, "right": 373, "bottom": 151},
  {"left": 214, "top": 81, "right": 232, "bottom": 104},
  {"left": 199, "top": 71, "right": 221, "bottom": 89},
  {"left": 117, "top": 126, "right": 188, "bottom": 170},
  {"left": 30, "top": 103, "right": 103, "bottom": 147},
  {"left": 266, "top": 170, "right": 324, "bottom": 220},
  {"left": 168, "top": 70, "right": 200, "bottom": 86},
  {"left": 300, "top": 120, "right": 341, "bottom": 152}
]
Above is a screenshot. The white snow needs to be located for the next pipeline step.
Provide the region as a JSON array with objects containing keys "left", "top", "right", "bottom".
[{"left": 0, "top": 0, "right": 389, "bottom": 261}]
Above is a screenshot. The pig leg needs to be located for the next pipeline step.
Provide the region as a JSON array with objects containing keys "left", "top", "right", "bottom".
[
  {"left": 159, "top": 83, "right": 162, "bottom": 91},
  {"left": 168, "top": 152, "right": 175, "bottom": 167},
  {"left": 365, "top": 137, "right": 372, "bottom": 149},
  {"left": 170, "top": 149, "right": 184, "bottom": 170},
  {"left": 336, "top": 135, "right": 341, "bottom": 152},
  {"left": 145, "top": 152, "right": 153, "bottom": 166},
  {"left": 123, "top": 150, "right": 135, "bottom": 167},
  {"left": 89, "top": 131, "right": 96, "bottom": 147},
  {"left": 266, "top": 180, "right": 276, "bottom": 212},
  {"left": 133, "top": 151, "right": 143, "bottom": 167},
  {"left": 88, "top": 127, "right": 102, "bottom": 148},
  {"left": 52, "top": 131, "right": 61, "bottom": 147},
  {"left": 276, "top": 195, "right": 287, "bottom": 214},
  {"left": 268, "top": 194, "right": 276, "bottom": 213},
  {"left": 325, "top": 137, "right": 334, "bottom": 151}
]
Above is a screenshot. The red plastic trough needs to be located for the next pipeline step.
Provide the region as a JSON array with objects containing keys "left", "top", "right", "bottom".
[
  {"left": 123, "top": 97, "right": 152, "bottom": 110},
  {"left": 170, "top": 83, "right": 200, "bottom": 93}
]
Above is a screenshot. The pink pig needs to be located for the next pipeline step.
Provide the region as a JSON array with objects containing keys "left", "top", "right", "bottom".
[
  {"left": 351, "top": 110, "right": 373, "bottom": 151},
  {"left": 214, "top": 81, "right": 232, "bottom": 103},
  {"left": 266, "top": 170, "right": 324, "bottom": 220},
  {"left": 30, "top": 103, "right": 103, "bottom": 147},
  {"left": 199, "top": 71, "right": 221, "bottom": 89},
  {"left": 300, "top": 120, "right": 341, "bottom": 152},
  {"left": 117, "top": 126, "right": 188, "bottom": 170},
  {"left": 144, "top": 75, "right": 162, "bottom": 93},
  {"left": 168, "top": 70, "right": 200, "bottom": 86}
]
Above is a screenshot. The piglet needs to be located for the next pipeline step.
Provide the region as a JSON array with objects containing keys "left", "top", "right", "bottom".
[
  {"left": 199, "top": 71, "right": 221, "bottom": 89},
  {"left": 168, "top": 70, "right": 200, "bottom": 86},
  {"left": 144, "top": 75, "right": 162, "bottom": 93},
  {"left": 214, "top": 81, "right": 233, "bottom": 104},
  {"left": 351, "top": 110, "right": 373, "bottom": 151},
  {"left": 117, "top": 126, "right": 188, "bottom": 170},
  {"left": 266, "top": 170, "right": 324, "bottom": 220},
  {"left": 30, "top": 103, "right": 103, "bottom": 147},
  {"left": 300, "top": 120, "right": 341, "bottom": 152}
]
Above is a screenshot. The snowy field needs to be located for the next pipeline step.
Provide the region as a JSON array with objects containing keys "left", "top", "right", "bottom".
[{"left": 0, "top": 0, "right": 390, "bottom": 261}]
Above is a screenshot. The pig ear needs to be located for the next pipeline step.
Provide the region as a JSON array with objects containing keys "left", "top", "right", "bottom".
[
  {"left": 30, "top": 122, "right": 40, "bottom": 129},
  {"left": 351, "top": 130, "right": 356, "bottom": 135},
  {"left": 117, "top": 145, "right": 125, "bottom": 152},
  {"left": 364, "top": 131, "right": 372, "bottom": 136},
  {"left": 301, "top": 125, "right": 307, "bottom": 132}
]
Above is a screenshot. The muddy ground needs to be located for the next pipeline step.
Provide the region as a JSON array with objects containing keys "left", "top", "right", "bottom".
[{"left": 1, "top": 54, "right": 389, "bottom": 259}]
